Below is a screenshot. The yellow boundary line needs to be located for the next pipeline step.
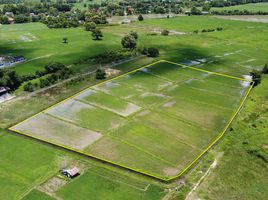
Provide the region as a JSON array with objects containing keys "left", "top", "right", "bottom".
[{"left": 8, "top": 60, "right": 254, "bottom": 182}]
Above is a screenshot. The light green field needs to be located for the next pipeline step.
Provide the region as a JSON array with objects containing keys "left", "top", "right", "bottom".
[
  {"left": 57, "top": 167, "right": 164, "bottom": 200},
  {"left": 10, "top": 61, "right": 250, "bottom": 180},
  {"left": 211, "top": 3, "right": 268, "bottom": 12},
  {"left": 0, "top": 130, "right": 59, "bottom": 200}
]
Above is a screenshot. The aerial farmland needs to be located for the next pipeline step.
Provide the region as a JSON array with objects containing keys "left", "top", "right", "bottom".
[{"left": 0, "top": 0, "right": 268, "bottom": 200}]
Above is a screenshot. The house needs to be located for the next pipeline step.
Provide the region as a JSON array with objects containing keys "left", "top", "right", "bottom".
[
  {"left": 0, "top": 87, "right": 10, "bottom": 96},
  {"left": 61, "top": 167, "right": 80, "bottom": 178}
]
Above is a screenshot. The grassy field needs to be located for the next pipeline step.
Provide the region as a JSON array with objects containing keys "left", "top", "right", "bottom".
[
  {"left": 1, "top": 16, "right": 268, "bottom": 199},
  {"left": 10, "top": 60, "right": 251, "bottom": 180},
  {"left": 0, "top": 23, "right": 120, "bottom": 75},
  {"left": 185, "top": 75, "right": 268, "bottom": 200},
  {"left": 211, "top": 3, "right": 268, "bottom": 12},
  {"left": 0, "top": 130, "right": 59, "bottom": 200}
]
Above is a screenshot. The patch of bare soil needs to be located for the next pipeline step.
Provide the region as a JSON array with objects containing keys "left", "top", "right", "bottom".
[
  {"left": 105, "top": 68, "right": 121, "bottom": 78},
  {"left": 37, "top": 177, "right": 67, "bottom": 195},
  {"left": 162, "top": 167, "right": 179, "bottom": 176}
]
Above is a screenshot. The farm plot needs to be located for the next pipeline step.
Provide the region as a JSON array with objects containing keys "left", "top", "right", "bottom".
[{"left": 10, "top": 60, "right": 252, "bottom": 180}]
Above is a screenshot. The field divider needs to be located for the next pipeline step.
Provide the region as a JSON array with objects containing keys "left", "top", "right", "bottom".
[
  {"left": 8, "top": 60, "right": 254, "bottom": 182},
  {"left": 163, "top": 60, "right": 252, "bottom": 82},
  {"left": 107, "top": 134, "right": 178, "bottom": 167}
]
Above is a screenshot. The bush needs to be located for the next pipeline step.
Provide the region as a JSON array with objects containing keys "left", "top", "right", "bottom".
[
  {"left": 84, "top": 22, "right": 96, "bottom": 31},
  {"left": 23, "top": 82, "right": 34, "bottom": 92},
  {"left": 44, "top": 62, "right": 66, "bottom": 73},
  {"left": 161, "top": 29, "right": 170, "bottom": 36},
  {"left": 193, "top": 30, "right": 199, "bottom": 34},
  {"left": 95, "top": 68, "right": 106, "bottom": 80},
  {"left": 262, "top": 63, "right": 268, "bottom": 74},
  {"left": 121, "top": 35, "right": 137, "bottom": 49},
  {"left": 130, "top": 31, "right": 138, "bottom": 40},
  {"left": 92, "top": 28, "right": 103, "bottom": 40},
  {"left": 138, "top": 14, "right": 144, "bottom": 21},
  {"left": 250, "top": 70, "right": 262, "bottom": 87},
  {"left": 143, "top": 47, "right": 159, "bottom": 57}
]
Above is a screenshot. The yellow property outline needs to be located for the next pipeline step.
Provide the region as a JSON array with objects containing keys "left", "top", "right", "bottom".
[{"left": 9, "top": 60, "right": 254, "bottom": 182}]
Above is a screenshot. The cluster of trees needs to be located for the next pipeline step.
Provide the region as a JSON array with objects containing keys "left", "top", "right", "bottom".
[
  {"left": 24, "top": 62, "right": 73, "bottom": 92},
  {"left": 211, "top": 10, "right": 268, "bottom": 15},
  {"left": 0, "top": 69, "right": 21, "bottom": 91},
  {"left": 42, "top": 12, "right": 79, "bottom": 28},
  {"left": 0, "top": 62, "right": 73, "bottom": 92},
  {"left": 209, "top": 0, "right": 267, "bottom": 8}
]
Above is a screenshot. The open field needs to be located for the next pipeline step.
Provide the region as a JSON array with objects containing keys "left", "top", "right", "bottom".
[
  {"left": 186, "top": 75, "right": 268, "bottom": 200},
  {"left": 0, "top": 130, "right": 60, "bottom": 200},
  {"left": 211, "top": 3, "right": 268, "bottom": 12},
  {"left": 1, "top": 16, "right": 268, "bottom": 199},
  {"left": 0, "top": 23, "right": 120, "bottom": 75},
  {"left": 10, "top": 60, "right": 252, "bottom": 180}
]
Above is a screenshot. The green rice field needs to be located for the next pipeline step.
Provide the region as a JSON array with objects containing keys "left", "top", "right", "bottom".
[{"left": 10, "top": 60, "right": 251, "bottom": 180}]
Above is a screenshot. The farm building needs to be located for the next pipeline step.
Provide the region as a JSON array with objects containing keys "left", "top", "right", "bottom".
[{"left": 61, "top": 167, "right": 80, "bottom": 178}]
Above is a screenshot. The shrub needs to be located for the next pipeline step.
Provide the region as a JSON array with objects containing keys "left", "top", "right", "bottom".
[
  {"left": 161, "top": 29, "right": 170, "bottom": 36},
  {"left": 84, "top": 22, "right": 96, "bottom": 31},
  {"left": 95, "top": 68, "right": 106, "bottom": 80},
  {"left": 92, "top": 28, "right": 103, "bottom": 40},
  {"left": 121, "top": 35, "right": 137, "bottom": 49},
  {"left": 138, "top": 14, "right": 144, "bottom": 21},
  {"left": 23, "top": 82, "right": 34, "bottom": 92},
  {"left": 250, "top": 70, "right": 262, "bottom": 87},
  {"left": 141, "top": 47, "right": 159, "bottom": 57},
  {"left": 262, "top": 63, "right": 268, "bottom": 74}
]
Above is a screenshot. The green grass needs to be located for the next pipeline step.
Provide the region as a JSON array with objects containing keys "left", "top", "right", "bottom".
[
  {"left": 211, "top": 3, "right": 268, "bottom": 12},
  {"left": 190, "top": 75, "right": 268, "bottom": 200},
  {"left": 0, "top": 23, "right": 121, "bottom": 75},
  {"left": 57, "top": 171, "right": 164, "bottom": 200},
  {"left": 22, "top": 190, "right": 55, "bottom": 200},
  {"left": 0, "top": 130, "right": 59, "bottom": 200}
]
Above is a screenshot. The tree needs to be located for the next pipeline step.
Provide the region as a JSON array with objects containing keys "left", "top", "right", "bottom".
[
  {"left": 161, "top": 29, "right": 169, "bottom": 36},
  {"left": 121, "top": 35, "right": 136, "bottom": 50},
  {"left": 23, "top": 82, "right": 34, "bottom": 92},
  {"left": 84, "top": 22, "right": 96, "bottom": 31},
  {"left": 95, "top": 68, "right": 106, "bottom": 80},
  {"left": 62, "top": 37, "right": 68, "bottom": 43},
  {"left": 147, "top": 48, "right": 159, "bottom": 57},
  {"left": 250, "top": 70, "right": 262, "bottom": 87},
  {"left": 130, "top": 31, "right": 138, "bottom": 40},
  {"left": 92, "top": 28, "right": 103, "bottom": 40},
  {"left": 138, "top": 14, "right": 144, "bottom": 21},
  {"left": 262, "top": 63, "right": 268, "bottom": 74},
  {"left": 191, "top": 7, "right": 202, "bottom": 15}
]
